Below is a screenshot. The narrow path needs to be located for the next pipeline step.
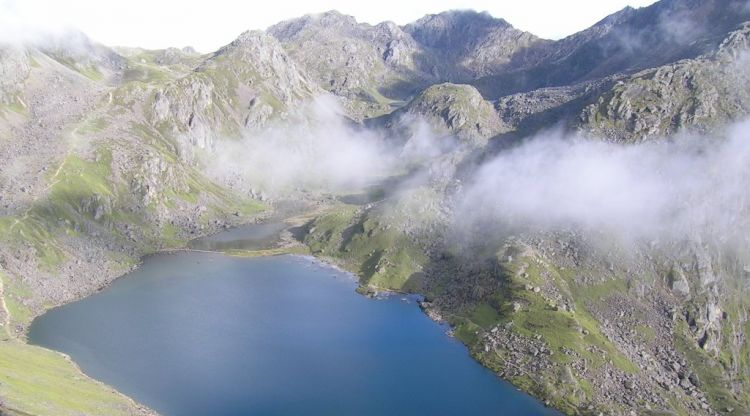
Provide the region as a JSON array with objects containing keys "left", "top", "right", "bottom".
[
  {"left": 0, "top": 277, "right": 12, "bottom": 338},
  {"left": 9, "top": 145, "right": 71, "bottom": 232}
]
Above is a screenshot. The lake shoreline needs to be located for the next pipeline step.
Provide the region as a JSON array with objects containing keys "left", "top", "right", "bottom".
[
  {"left": 24, "top": 208, "right": 559, "bottom": 416},
  {"left": 28, "top": 241, "right": 557, "bottom": 415}
]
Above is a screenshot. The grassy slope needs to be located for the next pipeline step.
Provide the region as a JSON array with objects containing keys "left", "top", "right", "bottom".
[
  {"left": 0, "top": 275, "right": 151, "bottom": 416},
  {"left": 448, "top": 252, "right": 643, "bottom": 415},
  {"left": 304, "top": 197, "right": 430, "bottom": 293},
  {"left": 302, "top": 201, "right": 743, "bottom": 415},
  {"left": 0, "top": 52, "right": 264, "bottom": 415},
  {"left": 0, "top": 341, "right": 149, "bottom": 416}
]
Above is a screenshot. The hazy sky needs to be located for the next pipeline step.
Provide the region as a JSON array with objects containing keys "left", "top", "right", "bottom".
[{"left": 2, "top": 0, "right": 658, "bottom": 52}]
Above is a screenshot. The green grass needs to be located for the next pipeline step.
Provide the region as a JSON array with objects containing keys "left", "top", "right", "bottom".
[
  {"left": 674, "top": 319, "right": 748, "bottom": 413},
  {"left": 32, "top": 151, "right": 115, "bottom": 236},
  {"left": 453, "top": 319, "right": 481, "bottom": 345},
  {"left": 48, "top": 54, "right": 104, "bottom": 82},
  {"left": 574, "top": 278, "right": 628, "bottom": 302},
  {"left": 304, "top": 204, "right": 427, "bottom": 291},
  {"left": 75, "top": 117, "right": 110, "bottom": 135},
  {"left": 505, "top": 256, "right": 638, "bottom": 372},
  {"left": 442, "top": 251, "right": 647, "bottom": 415},
  {"left": 78, "top": 65, "right": 104, "bottom": 82},
  {"left": 224, "top": 245, "right": 310, "bottom": 258},
  {"left": 0, "top": 96, "right": 28, "bottom": 117},
  {"left": 122, "top": 64, "right": 172, "bottom": 84},
  {"left": 0, "top": 270, "right": 33, "bottom": 329},
  {"left": 0, "top": 216, "right": 66, "bottom": 272},
  {"left": 159, "top": 222, "right": 184, "bottom": 248},
  {"left": 0, "top": 340, "right": 148, "bottom": 416},
  {"left": 470, "top": 303, "right": 502, "bottom": 328}
]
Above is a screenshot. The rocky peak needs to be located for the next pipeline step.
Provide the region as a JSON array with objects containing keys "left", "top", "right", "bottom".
[
  {"left": 399, "top": 83, "right": 504, "bottom": 145},
  {"left": 404, "top": 10, "right": 514, "bottom": 50},
  {"left": 474, "top": 0, "right": 750, "bottom": 98},
  {"left": 717, "top": 22, "right": 750, "bottom": 58},
  {"left": 223, "top": 30, "right": 277, "bottom": 51},
  {"left": 208, "top": 30, "right": 311, "bottom": 87},
  {"left": 403, "top": 10, "right": 545, "bottom": 79},
  {"left": 34, "top": 30, "right": 124, "bottom": 80},
  {"left": 315, "top": 10, "right": 359, "bottom": 28},
  {"left": 268, "top": 10, "right": 361, "bottom": 41},
  {"left": 561, "top": 0, "right": 750, "bottom": 67}
]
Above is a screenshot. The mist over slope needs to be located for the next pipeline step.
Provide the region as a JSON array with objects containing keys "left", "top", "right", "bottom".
[
  {"left": 1, "top": 0, "right": 750, "bottom": 415},
  {"left": 459, "top": 123, "right": 750, "bottom": 246},
  {"left": 206, "top": 96, "right": 397, "bottom": 196}
]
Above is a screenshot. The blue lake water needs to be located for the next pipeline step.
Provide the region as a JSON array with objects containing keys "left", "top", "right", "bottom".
[{"left": 29, "top": 249, "right": 556, "bottom": 415}]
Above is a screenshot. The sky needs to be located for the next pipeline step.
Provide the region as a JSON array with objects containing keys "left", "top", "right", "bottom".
[{"left": 2, "top": 0, "right": 658, "bottom": 52}]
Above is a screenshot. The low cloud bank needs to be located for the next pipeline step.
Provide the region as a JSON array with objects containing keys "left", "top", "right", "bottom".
[
  {"left": 208, "top": 94, "right": 750, "bottom": 251},
  {"left": 458, "top": 123, "right": 750, "bottom": 247},
  {"left": 207, "top": 96, "right": 448, "bottom": 196}
]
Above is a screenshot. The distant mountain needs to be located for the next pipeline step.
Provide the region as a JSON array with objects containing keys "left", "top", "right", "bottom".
[
  {"left": 474, "top": 0, "right": 750, "bottom": 98},
  {"left": 268, "top": 10, "right": 544, "bottom": 118},
  {"left": 578, "top": 22, "right": 750, "bottom": 141},
  {"left": 402, "top": 10, "right": 546, "bottom": 79}
]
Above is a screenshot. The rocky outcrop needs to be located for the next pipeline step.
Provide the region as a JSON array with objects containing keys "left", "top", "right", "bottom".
[
  {"left": 579, "top": 23, "right": 750, "bottom": 142},
  {"left": 149, "top": 31, "right": 317, "bottom": 159},
  {"left": 268, "top": 11, "right": 433, "bottom": 118},
  {"left": 390, "top": 83, "right": 505, "bottom": 145},
  {"left": 269, "top": 10, "right": 545, "bottom": 119},
  {"left": 0, "top": 46, "right": 30, "bottom": 105},
  {"left": 404, "top": 10, "right": 547, "bottom": 79},
  {"left": 474, "top": 0, "right": 750, "bottom": 98}
]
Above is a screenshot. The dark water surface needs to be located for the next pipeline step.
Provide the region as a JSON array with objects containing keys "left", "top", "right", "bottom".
[{"left": 29, "top": 230, "right": 557, "bottom": 415}]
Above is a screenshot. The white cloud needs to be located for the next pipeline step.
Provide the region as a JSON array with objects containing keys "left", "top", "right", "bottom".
[
  {"left": 1, "top": 0, "right": 658, "bottom": 51},
  {"left": 456, "top": 124, "right": 750, "bottom": 247}
]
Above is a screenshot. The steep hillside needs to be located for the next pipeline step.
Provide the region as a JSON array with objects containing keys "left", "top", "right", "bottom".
[
  {"left": 268, "top": 10, "right": 546, "bottom": 119},
  {"left": 380, "top": 82, "right": 506, "bottom": 146},
  {"left": 579, "top": 23, "right": 750, "bottom": 142},
  {"left": 268, "top": 11, "right": 431, "bottom": 118},
  {"left": 149, "top": 30, "right": 317, "bottom": 158},
  {"left": 474, "top": 0, "right": 750, "bottom": 98},
  {"left": 0, "top": 33, "right": 267, "bottom": 416},
  {"left": 403, "top": 10, "right": 547, "bottom": 79}
]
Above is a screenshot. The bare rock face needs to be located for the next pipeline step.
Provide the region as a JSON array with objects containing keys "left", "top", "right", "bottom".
[
  {"left": 474, "top": 0, "right": 750, "bottom": 99},
  {"left": 149, "top": 31, "right": 317, "bottom": 159},
  {"left": 0, "top": 46, "right": 30, "bottom": 104},
  {"left": 151, "top": 76, "right": 217, "bottom": 156},
  {"left": 669, "top": 265, "right": 691, "bottom": 297},
  {"left": 268, "top": 10, "right": 547, "bottom": 119},
  {"left": 268, "top": 11, "right": 431, "bottom": 119},
  {"left": 394, "top": 83, "right": 505, "bottom": 145},
  {"left": 404, "top": 10, "right": 546, "bottom": 79},
  {"left": 211, "top": 30, "right": 314, "bottom": 101},
  {"left": 579, "top": 23, "right": 750, "bottom": 142}
]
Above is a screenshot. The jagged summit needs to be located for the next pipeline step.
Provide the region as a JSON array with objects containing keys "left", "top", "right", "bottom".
[
  {"left": 404, "top": 10, "right": 518, "bottom": 47},
  {"left": 268, "top": 10, "right": 369, "bottom": 41},
  {"left": 473, "top": 0, "right": 750, "bottom": 98}
]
